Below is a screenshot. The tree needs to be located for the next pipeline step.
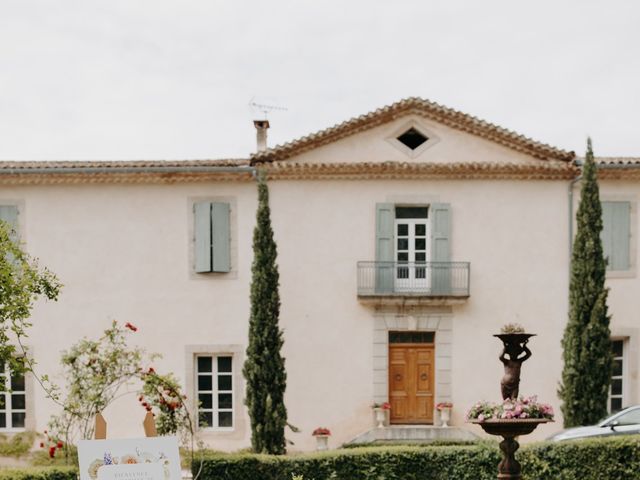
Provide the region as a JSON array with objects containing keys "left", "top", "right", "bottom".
[
  {"left": 559, "top": 138, "right": 612, "bottom": 427},
  {"left": 243, "top": 173, "right": 288, "bottom": 454},
  {"left": 0, "top": 220, "right": 61, "bottom": 377}
]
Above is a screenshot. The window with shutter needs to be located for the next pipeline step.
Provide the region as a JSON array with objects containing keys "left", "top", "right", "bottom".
[
  {"left": 601, "top": 201, "right": 631, "bottom": 271},
  {"left": 194, "top": 202, "right": 231, "bottom": 273}
]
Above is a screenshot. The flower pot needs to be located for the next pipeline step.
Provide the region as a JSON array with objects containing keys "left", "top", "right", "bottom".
[
  {"left": 439, "top": 407, "right": 451, "bottom": 427},
  {"left": 314, "top": 434, "right": 329, "bottom": 451},
  {"left": 374, "top": 408, "right": 386, "bottom": 428}
]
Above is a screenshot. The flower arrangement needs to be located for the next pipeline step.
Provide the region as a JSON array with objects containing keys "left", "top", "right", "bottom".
[
  {"left": 312, "top": 427, "right": 331, "bottom": 436},
  {"left": 436, "top": 402, "right": 453, "bottom": 411},
  {"left": 500, "top": 323, "right": 525, "bottom": 334},
  {"left": 372, "top": 402, "right": 391, "bottom": 410},
  {"left": 466, "top": 396, "right": 554, "bottom": 422}
]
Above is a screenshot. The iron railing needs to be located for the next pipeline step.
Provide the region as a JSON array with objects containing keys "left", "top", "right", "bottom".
[{"left": 357, "top": 261, "right": 470, "bottom": 297}]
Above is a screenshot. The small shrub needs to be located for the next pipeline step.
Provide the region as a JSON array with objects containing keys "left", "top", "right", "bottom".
[
  {"left": 0, "top": 431, "right": 36, "bottom": 457},
  {"left": 0, "top": 467, "right": 78, "bottom": 480}
]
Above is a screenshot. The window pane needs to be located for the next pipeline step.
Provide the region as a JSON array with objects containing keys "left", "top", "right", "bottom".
[
  {"left": 197, "top": 357, "right": 212, "bottom": 373},
  {"left": 611, "top": 398, "right": 623, "bottom": 412},
  {"left": 397, "top": 252, "right": 408, "bottom": 262},
  {"left": 395, "top": 207, "right": 428, "bottom": 219},
  {"left": 416, "top": 267, "right": 426, "bottom": 279},
  {"left": 218, "top": 412, "right": 233, "bottom": 427},
  {"left": 612, "top": 340, "right": 624, "bottom": 357},
  {"left": 218, "top": 357, "right": 232, "bottom": 373},
  {"left": 198, "top": 411, "right": 213, "bottom": 429},
  {"left": 616, "top": 408, "right": 640, "bottom": 425},
  {"left": 10, "top": 374, "right": 24, "bottom": 392},
  {"left": 0, "top": 413, "right": 5, "bottom": 428},
  {"left": 415, "top": 224, "right": 426, "bottom": 236},
  {"left": 397, "top": 239, "right": 408, "bottom": 250},
  {"left": 198, "top": 375, "right": 213, "bottom": 391},
  {"left": 613, "top": 359, "right": 623, "bottom": 377},
  {"left": 396, "top": 267, "right": 408, "bottom": 279},
  {"left": 611, "top": 378, "right": 622, "bottom": 396},
  {"left": 415, "top": 252, "right": 426, "bottom": 262},
  {"left": 415, "top": 238, "right": 426, "bottom": 250},
  {"left": 397, "top": 224, "right": 408, "bottom": 236},
  {"left": 218, "top": 375, "right": 232, "bottom": 391},
  {"left": 11, "top": 412, "right": 24, "bottom": 428},
  {"left": 219, "top": 393, "right": 232, "bottom": 410},
  {"left": 11, "top": 394, "right": 25, "bottom": 410},
  {"left": 0, "top": 395, "right": 5, "bottom": 409},
  {"left": 389, "top": 332, "right": 434, "bottom": 344},
  {"left": 198, "top": 394, "right": 212, "bottom": 409}
]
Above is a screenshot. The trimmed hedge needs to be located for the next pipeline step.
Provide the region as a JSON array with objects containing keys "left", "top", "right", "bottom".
[
  {"left": 0, "top": 467, "right": 77, "bottom": 480},
  {"left": 193, "top": 436, "right": 640, "bottom": 480}
]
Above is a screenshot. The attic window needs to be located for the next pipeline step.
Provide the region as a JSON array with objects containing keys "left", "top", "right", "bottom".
[{"left": 396, "top": 128, "right": 428, "bottom": 150}]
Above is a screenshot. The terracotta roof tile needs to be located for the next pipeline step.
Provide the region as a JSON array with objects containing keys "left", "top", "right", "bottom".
[{"left": 251, "top": 97, "right": 575, "bottom": 163}]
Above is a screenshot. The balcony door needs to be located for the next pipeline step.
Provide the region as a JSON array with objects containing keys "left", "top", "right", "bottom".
[{"left": 395, "top": 218, "right": 428, "bottom": 292}]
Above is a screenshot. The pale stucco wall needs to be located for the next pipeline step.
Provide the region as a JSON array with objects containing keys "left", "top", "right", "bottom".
[{"left": 0, "top": 174, "right": 572, "bottom": 451}]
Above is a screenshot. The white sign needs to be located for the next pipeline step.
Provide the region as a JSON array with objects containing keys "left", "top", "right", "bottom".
[{"left": 78, "top": 437, "right": 182, "bottom": 480}]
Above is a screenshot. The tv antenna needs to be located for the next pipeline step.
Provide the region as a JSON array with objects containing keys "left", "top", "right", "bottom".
[{"left": 249, "top": 96, "right": 288, "bottom": 119}]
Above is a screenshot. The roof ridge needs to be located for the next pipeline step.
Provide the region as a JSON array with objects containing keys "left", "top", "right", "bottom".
[{"left": 251, "top": 97, "right": 575, "bottom": 163}]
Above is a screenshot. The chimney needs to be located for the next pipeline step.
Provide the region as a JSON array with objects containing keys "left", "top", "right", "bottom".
[{"left": 253, "top": 120, "right": 270, "bottom": 152}]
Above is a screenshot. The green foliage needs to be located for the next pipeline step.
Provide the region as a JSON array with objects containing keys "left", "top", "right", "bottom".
[
  {"left": 140, "top": 369, "right": 192, "bottom": 439},
  {"left": 194, "top": 437, "right": 640, "bottom": 480},
  {"left": 0, "top": 431, "right": 35, "bottom": 457},
  {"left": 29, "top": 445, "right": 78, "bottom": 467},
  {"left": 243, "top": 175, "right": 288, "bottom": 455},
  {"left": 47, "top": 321, "right": 149, "bottom": 451},
  {"left": 0, "top": 220, "right": 61, "bottom": 377},
  {"left": 0, "top": 467, "right": 77, "bottom": 480},
  {"left": 560, "top": 138, "right": 613, "bottom": 427}
]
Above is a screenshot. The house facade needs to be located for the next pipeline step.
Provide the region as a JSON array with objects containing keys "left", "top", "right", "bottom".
[{"left": 0, "top": 98, "right": 637, "bottom": 451}]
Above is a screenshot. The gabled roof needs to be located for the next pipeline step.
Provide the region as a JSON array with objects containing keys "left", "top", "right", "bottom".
[{"left": 251, "top": 97, "right": 576, "bottom": 163}]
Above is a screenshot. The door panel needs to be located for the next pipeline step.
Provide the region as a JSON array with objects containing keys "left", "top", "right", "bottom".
[{"left": 389, "top": 344, "right": 434, "bottom": 424}]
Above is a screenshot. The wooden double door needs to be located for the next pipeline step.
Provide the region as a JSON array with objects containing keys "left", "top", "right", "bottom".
[{"left": 389, "top": 343, "right": 435, "bottom": 424}]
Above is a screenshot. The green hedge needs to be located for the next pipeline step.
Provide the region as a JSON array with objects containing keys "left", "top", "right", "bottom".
[
  {"left": 0, "top": 467, "right": 78, "bottom": 480},
  {"left": 193, "top": 436, "right": 640, "bottom": 480}
]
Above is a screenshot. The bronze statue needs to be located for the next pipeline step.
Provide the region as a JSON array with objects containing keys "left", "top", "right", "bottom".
[{"left": 499, "top": 339, "right": 531, "bottom": 400}]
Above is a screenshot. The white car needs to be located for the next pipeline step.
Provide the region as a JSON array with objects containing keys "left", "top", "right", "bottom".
[{"left": 549, "top": 406, "right": 640, "bottom": 441}]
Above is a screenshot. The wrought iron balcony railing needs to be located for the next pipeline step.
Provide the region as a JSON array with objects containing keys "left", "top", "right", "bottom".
[{"left": 357, "top": 261, "right": 470, "bottom": 297}]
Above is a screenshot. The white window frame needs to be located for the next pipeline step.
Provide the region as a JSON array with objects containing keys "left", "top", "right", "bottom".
[
  {"left": 0, "top": 362, "right": 27, "bottom": 432},
  {"left": 195, "top": 354, "right": 234, "bottom": 431},
  {"left": 609, "top": 339, "right": 626, "bottom": 413}
]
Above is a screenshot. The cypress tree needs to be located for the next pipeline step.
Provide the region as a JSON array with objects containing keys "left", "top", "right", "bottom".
[
  {"left": 559, "top": 138, "right": 612, "bottom": 427},
  {"left": 243, "top": 173, "right": 288, "bottom": 454}
]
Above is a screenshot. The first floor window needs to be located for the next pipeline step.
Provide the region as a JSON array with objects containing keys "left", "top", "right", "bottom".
[
  {"left": 0, "top": 362, "right": 26, "bottom": 430},
  {"left": 196, "top": 355, "right": 233, "bottom": 429},
  {"left": 609, "top": 340, "right": 625, "bottom": 413}
]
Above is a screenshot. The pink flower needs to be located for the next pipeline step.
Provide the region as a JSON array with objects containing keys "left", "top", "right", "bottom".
[{"left": 478, "top": 414, "right": 485, "bottom": 421}]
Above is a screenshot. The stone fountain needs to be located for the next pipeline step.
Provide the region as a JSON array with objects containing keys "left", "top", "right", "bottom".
[{"left": 468, "top": 331, "right": 552, "bottom": 480}]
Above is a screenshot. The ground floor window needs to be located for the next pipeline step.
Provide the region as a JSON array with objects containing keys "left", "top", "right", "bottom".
[
  {"left": 609, "top": 339, "right": 625, "bottom": 413},
  {"left": 196, "top": 355, "right": 233, "bottom": 429},
  {"left": 0, "top": 362, "right": 26, "bottom": 430}
]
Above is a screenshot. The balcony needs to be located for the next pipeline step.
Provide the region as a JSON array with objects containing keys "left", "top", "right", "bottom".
[{"left": 357, "top": 261, "right": 470, "bottom": 306}]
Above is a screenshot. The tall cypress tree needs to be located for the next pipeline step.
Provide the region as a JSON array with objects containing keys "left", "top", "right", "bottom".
[
  {"left": 243, "top": 173, "right": 288, "bottom": 454},
  {"left": 559, "top": 138, "right": 612, "bottom": 427}
]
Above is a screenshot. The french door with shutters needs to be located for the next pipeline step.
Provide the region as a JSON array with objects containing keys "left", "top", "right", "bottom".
[
  {"left": 389, "top": 331, "right": 435, "bottom": 424},
  {"left": 395, "top": 218, "right": 429, "bottom": 292}
]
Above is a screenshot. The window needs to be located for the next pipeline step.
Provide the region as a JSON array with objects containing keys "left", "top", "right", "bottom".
[
  {"left": 194, "top": 202, "right": 230, "bottom": 273},
  {"left": 396, "top": 128, "right": 428, "bottom": 150},
  {"left": 601, "top": 201, "right": 631, "bottom": 271},
  {"left": 196, "top": 355, "right": 233, "bottom": 429},
  {"left": 0, "top": 362, "right": 26, "bottom": 430},
  {"left": 609, "top": 340, "right": 625, "bottom": 413}
]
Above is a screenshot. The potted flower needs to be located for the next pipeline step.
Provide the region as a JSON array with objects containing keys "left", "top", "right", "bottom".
[
  {"left": 312, "top": 427, "right": 331, "bottom": 451},
  {"left": 372, "top": 402, "right": 391, "bottom": 428},
  {"left": 436, "top": 402, "right": 453, "bottom": 427}
]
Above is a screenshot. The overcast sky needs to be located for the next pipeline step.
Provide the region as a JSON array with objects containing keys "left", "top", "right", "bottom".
[{"left": 0, "top": 1, "right": 638, "bottom": 160}]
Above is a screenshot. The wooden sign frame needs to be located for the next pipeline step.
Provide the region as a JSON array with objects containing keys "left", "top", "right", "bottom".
[{"left": 94, "top": 411, "right": 157, "bottom": 440}]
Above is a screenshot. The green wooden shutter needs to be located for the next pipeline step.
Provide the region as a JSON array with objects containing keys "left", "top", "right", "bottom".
[
  {"left": 194, "top": 202, "right": 212, "bottom": 273},
  {"left": 211, "top": 202, "right": 231, "bottom": 273},
  {"left": 375, "top": 203, "right": 394, "bottom": 293},
  {"left": 0, "top": 205, "right": 19, "bottom": 242},
  {"left": 430, "top": 203, "right": 451, "bottom": 294},
  {"left": 602, "top": 201, "right": 630, "bottom": 271}
]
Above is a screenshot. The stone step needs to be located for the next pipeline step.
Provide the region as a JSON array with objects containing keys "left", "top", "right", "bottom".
[{"left": 347, "top": 426, "right": 479, "bottom": 445}]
